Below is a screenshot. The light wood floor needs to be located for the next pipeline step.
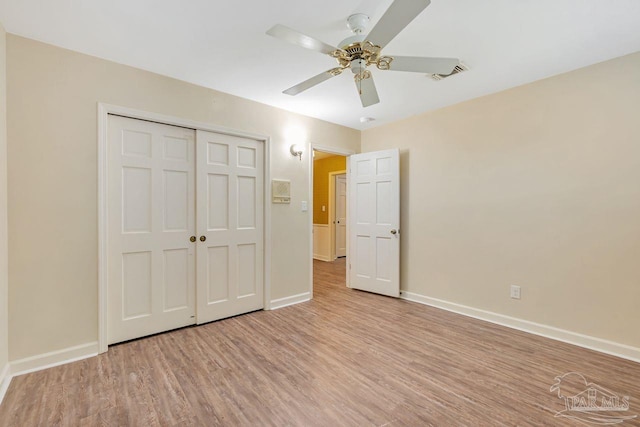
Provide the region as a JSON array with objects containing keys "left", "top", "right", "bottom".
[{"left": 1, "top": 258, "right": 639, "bottom": 426}]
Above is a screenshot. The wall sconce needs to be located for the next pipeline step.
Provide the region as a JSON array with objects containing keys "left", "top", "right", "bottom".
[{"left": 290, "top": 144, "right": 304, "bottom": 161}]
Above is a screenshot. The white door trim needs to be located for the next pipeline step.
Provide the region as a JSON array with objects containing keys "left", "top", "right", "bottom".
[
  {"left": 309, "top": 144, "right": 355, "bottom": 297},
  {"left": 98, "top": 103, "right": 272, "bottom": 354},
  {"left": 328, "top": 170, "right": 347, "bottom": 260}
]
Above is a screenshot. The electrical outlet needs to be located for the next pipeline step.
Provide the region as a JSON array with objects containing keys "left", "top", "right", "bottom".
[{"left": 510, "top": 285, "right": 521, "bottom": 300}]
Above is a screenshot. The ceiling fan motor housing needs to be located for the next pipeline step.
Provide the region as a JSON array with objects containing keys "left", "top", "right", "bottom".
[{"left": 339, "top": 34, "right": 366, "bottom": 52}]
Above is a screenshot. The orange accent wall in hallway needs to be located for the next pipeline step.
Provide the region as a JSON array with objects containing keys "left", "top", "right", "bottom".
[{"left": 313, "top": 155, "right": 346, "bottom": 224}]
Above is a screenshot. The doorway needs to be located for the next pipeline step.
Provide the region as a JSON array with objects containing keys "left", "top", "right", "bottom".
[
  {"left": 311, "top": 147, "right": 351, "bottom": 296},
  {"left": 308, "top": 146, "right": 400, "bottom": 300},
  {"left": 309, "top": 146, "right": 400, "bottom": 301}
]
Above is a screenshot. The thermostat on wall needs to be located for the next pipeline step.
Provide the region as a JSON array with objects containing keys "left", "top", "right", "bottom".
[{"left": 272, "top": 179, "right": 291, "bottom": 204}]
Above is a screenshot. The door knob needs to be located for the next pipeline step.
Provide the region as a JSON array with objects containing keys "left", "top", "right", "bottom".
[
  {"left": 190, "top": 236, "right": 196, "bottom": 242},
  {"left": 200, "top": 236, "right": 206, "bottom": 242},
  {"left": 390, "top": 229, "right": 397, "bottom": 235}
]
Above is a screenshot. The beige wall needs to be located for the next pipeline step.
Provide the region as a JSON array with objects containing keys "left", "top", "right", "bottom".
[
  {"left": 362, "top": 52, "right": 640, "bottom": 348},
  {"left": 0, "top": 23, "right": 8, "bottom": 372},
  {"left": 6, "top": 30, "right": 638, "bottom": 361},
  {"left": 6, "top": 35, "right": 359, "bottom": 360}
]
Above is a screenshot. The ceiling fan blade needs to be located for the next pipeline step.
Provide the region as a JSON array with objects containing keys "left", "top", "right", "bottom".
[
  {"left": 355, "top": 76, "right": 380, "bottom": 107},
  {"left": 283, "top": 69, "right": 342, "bottom": 96},
  {"left": 387, "top": 56, "right": 459, "bottom": 74},
  {"left": 266, "top": 24, "right": 340, "bottom": 55},
  {"left": 366, "top": 0, "right": 431, "bottom": 49}
]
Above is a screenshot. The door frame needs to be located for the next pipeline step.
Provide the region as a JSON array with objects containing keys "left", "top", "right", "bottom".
[
  {"left": 97, "top": 103, "right": 272, "bottom": 354},
  {"left": 309, "top": 144, "right": 355, "bottom": 297},
  {"left": 329, "top": 171, "right": 347, "bottom": 260}
]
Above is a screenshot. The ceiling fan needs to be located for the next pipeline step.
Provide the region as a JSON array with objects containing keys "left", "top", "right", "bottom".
[{"left": 266, "top": 0, "right": 460, "bottom": 108}]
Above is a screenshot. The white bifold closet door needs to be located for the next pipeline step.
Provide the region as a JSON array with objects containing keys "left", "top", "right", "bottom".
[
  {"left": 107, "top": 116, "right": 264, "bottom": 345},
  {"left": 108, "top": 116, "right": 197, "bottom": 344},
  {"left": 195, "top": 130, "right": 264, "bottom": 324}
]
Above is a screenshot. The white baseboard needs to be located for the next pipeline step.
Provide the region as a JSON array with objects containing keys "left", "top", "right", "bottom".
[
  {"left": 10, "top": 341, "right": 99, "bottom": 377},
  {"left": 0, "top": 342, "right": 99, "bottom": 405},
  {"left": 0, "top": 363, "right": 10, "bottom": 405},
  {"left": 313, "top": 254, "right": 332, "bottom": 262},
  {"left": 270, "top": 292, "right": 311, "bottom": 310},
  {"left": 400, "top": 291, "right": 640, "bottom": 364}
]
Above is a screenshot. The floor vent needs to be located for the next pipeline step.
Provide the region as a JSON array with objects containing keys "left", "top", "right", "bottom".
[{"left": 429, "top": 63, "right": 468, "bottom": 81}]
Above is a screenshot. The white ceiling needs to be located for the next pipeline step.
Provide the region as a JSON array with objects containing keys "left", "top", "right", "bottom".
[{"left": 1, "top": 0, "right": 639, "bottom": 130}]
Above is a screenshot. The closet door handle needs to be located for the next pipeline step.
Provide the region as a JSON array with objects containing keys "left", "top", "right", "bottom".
[
  {"left": 190, "top": 236, "right": 196, "bottom": 242},
  {"left": 200, "top": 236, "right": 207, "bottom": 242}
]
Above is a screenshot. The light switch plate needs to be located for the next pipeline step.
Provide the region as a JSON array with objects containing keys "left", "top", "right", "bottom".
[{"left": 301, "top": 201, "right": 308, "bottom": 212}]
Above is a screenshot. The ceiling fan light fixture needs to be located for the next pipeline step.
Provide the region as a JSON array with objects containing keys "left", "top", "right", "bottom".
[{"left": 350, "top": 58, "right": 366, "bottom": 74}]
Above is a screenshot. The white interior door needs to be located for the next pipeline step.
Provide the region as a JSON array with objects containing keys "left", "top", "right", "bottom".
[
  {"left": 335, "top": 174, "right": 347, "bottom": 258},
  {"left": 348, "top": 149, "right": 400, "bottom": 297},
  {"left": 108, "top": 115, "right": 196, "bottom": 344},
  {"left": 196, "top": 130, "right": 264, "bottom": 323}
]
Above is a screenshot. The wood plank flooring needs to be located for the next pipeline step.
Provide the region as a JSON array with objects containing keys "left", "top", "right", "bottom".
[{"left": 1, "top": 258, "right": 639, "bottom": 426}]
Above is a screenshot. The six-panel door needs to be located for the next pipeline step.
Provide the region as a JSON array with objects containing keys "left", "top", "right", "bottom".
[
  {"left": 348, "top": 149, "right": 400, "bottom": 297},
  {"left": 107, "top": 116, "right": 197, "bottom": 344},
  {"left": 107, "top": 116, "right": 265, "bottom": 344},
  {"left": 196, "top": 130, "right": 264, "bottom": 324}
]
